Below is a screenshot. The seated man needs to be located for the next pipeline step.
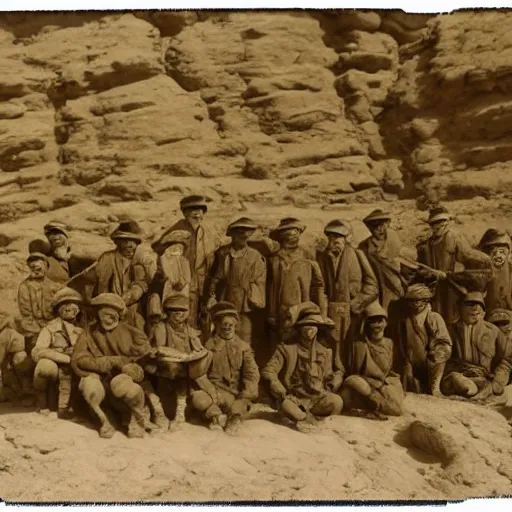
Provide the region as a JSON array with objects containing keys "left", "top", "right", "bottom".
[
  {"left": 340, "top": 302, "right": 404, "bottom": 419},
  {"left": 442, "top": 292, "right": 512, "bottom": 402},
  {"left": 31, "top": 287, "right": 84, "bottom": 418},
  {"left": 190, "top": 301, "right": 259, "bottom": 434},
  {"left": 146, "top": 295, "right": 209, "bottom": 430},
  {"left": 0, "top": 311, "right": 32, "bottom": 405},
  {"left": 71, "top": 293, "right": 162, "bottom": 439},
  {"left": 262, "top": 302, "right": 343, "bottom": 432}
]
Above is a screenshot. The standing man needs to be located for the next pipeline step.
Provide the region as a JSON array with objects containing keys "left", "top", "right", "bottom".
[
  {"left": 477, "top": 229, "right": 512, "bottom": 314},
  {"left": 67, "top": 220, "right": 149, "bottom": 331},
  {"left": 206, "top": 217, "right": 266, "bottom": 351},
  {"left": 417, "top": 206, "right": 492, "bottom": 324},
  {"left": 316, "top": 219, "right": 379, "bottom": 372},
  {"left": 267, "top": 218, "right": 328, "bottom": 344},
  {"left": 152, "top": 196, "right": 218, "bottom": 331}
]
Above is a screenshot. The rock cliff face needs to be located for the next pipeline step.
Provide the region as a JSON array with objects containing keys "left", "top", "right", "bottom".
[{"left": 5, "top": 9, "right": 507, "bottom": 224}]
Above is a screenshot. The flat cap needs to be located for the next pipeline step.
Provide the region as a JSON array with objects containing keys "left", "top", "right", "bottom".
[
  {"left": 364, "top": 302, "right": 388, "bottom": 319},
  {"left": 487, "top": 309, "right": 512, "bottom": 325},
  {"left": 210, "top": 301, "right": 239, "bottom": 321},
  {"left": 162, "top": 294, "right": 189, "bottom": 311},
  {"left": 295, "top": 312, "right": 335, "bottom": 328},
  {"left": 44, "top": 222, "right": 68, "bottom": 238},
  {"left": 52, "top": 287, "right": 84, "bottom": 310},
  {"left": 110, "top": 220, "right": 143, "bottom": 243},
  {"left": 324, "top": 219, "right": 351, "bottom": 237},
  {"left": 363, "top": 209, "right": 391, "bottom": 225},
  {"left": 477, "top": 229, "right": 511, "bottom": 251},
  {"left": 27, "top": 252, "right": 49, "bottom": 265},
  {"left": 180, "top": 195, "right": 208, "bottom": 212},
  {"left": 462, "top": 291, "right": 486, "bottom": 309},
  {"left": 427, "top": 206, "right": 451, "bottom": 225},
  {"left": 269, "top": 217, "right": 305, "bottom": 240},
  {"left": 405, "top": 283, "right": 433, "bottom": 300},
  {"left": 89, "top": 293, "right": 127, "bottom": 315},
  {"left": 226, "top": 217, "right": 258, "bottom": 236}
]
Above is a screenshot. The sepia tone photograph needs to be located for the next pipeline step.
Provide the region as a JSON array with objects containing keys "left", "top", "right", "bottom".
[{"left": 0, "top": 6, "right": 511, "bottom": 504}]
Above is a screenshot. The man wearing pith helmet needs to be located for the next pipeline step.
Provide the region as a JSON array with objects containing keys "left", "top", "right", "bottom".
[
  {"left": 32, "top": 287, "right": 84, "bottom": 418},
  {"left": 152, "top": 195, "right": 218, "bottom": 331},
  {"left": 316, "top": 219, "right": 378, "bottom": 372},
  {"left": 206, "top": 217, "right": 266, "bottom": 349},
  {"left": 191, "top": 301, "right": 259, "bottom": 435}
]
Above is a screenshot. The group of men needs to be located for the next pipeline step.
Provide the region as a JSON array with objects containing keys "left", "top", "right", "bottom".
[{"left": 0, "top": 195, "right": 511, "bottom": 437}]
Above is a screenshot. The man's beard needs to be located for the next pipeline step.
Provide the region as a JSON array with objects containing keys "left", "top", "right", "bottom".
[
  {"left": 282, "top": 239, "right": 299, "bottom": 249},
  {"left": 53, "top": 245, "right": 70, "bottom": 260}
]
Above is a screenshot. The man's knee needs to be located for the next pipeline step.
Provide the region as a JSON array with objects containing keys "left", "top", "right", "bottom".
[
  {"left": 12, "top": 351, "right": 31, "bottom": 370},
  {"left": 280, "top": 397, "right": 307, "bottom": 422},
  {"left": 110, "top": 374, "right": 143, "bottom": 403},
  {"left": 34, "top": 359, "right": 59, "bottom": 380},
  {"left": 191, "top": 390, "right": 213, "bottom": 412},
  {"left": 79, "top": 375, "right": 106, "bottom": 404},
  {"left": 312, "top": 392, "right": 343, "bottom": 417},
  {"left": 230, "top": 398, "right": 250, "bottom": 417}
]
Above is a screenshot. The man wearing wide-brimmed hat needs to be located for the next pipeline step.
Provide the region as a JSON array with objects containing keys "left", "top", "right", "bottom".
[
  {"left": 72, "top": 293, "right": 162, "bottom": 438},
  {"left": 190, "top": 301, "right": 259, "bottom": 434},
  {"left": 441, "top": 292, "right": 512, "bottom": 402},
  {"left": 31, "top": 287, "right": 84, "bottom": 418},
  {"left": 152, "top": 196, "right": 219, "bottom": 331},
  {"left": 477, "top": 229, "right": 512, "bottom": 314},
  {"left": 417, "top": 206, "right": 492, "bottom": 324},
  {"left": 262, "top": 302, "right": 343, "bottom": 432},
  {"left": 267, "top": 218, "right": 327, "bottom": 344},
  {"left": 206, "top": 217, "right": 266, "bottom": 349},
  {"left": 68, "top": 220, "right": 149, "bottom": 331},
  {"left": 340, "top": 302, "right": 404, "bottom": 419},
  {"left": 317, "top": 219, "right": 378, "bottom": 372},
  {"left": 396, "top": 283, "right": 452, "bottom": 396},
  {"left": 18, "top": 253, "right": 63, "bottom": 346}
]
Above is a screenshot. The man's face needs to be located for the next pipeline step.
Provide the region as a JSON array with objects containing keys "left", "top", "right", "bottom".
[
  {"left": 168, "top": 309, "right": 189, "bottom": 325},
  {"left": 493, "top": 320, "right": 512, "bottom": 336},
  {"left": 98, "top": 307, "right": 120, "bottom": 331},
  {"left": 47, "top": 232, "right": 68, "bottom": 250},
  {"left": 327, "top": 234, "right": 346, "bottom": 255},
  {"left": 231, "top": 228, "right": 252, "bottom": 247},
  {"left": 461, "top": 302, "right": 484, "bottom": 325},
  {"left": 299, "top": 325, "right": 318, "bottom": 343},
  {"left": 409, "top": 299, "right": 429, "bottom": 315},
  {"left": 28, "top": 260, "right": 47, "bottom": 279},
  {"left": 368, "top": 317, "right": 387, "bottom": 339},
  {"left": 116, "top": 239, "right": 138, "bottom": 259},
  {"left": 431, "top": 220, "right": 449, "bottom": 237},
  {"left": 368, "top": 220, "right": 389, "bottom": 241},
  {"left": 58, "top": 302, "right": 80, "bottom": 322},
  {"left": 489, "top": 246, "right": 510, "bottom": 269},
  {"left": 217, "top": 315, "right": 237, "bottom": 340},
  {"left": 183, "top": 207, "right": 204, "bottom": 227},
  {"left": 280, "top": 228, "right": 301, "bottom": 248}
]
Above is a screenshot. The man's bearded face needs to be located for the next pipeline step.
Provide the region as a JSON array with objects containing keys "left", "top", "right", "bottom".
[
  {"left": 58, "top": 302, "right": 80, "bottom": 322},
  {"left": 183, "top": 208, "right": 204, "bottom": 228},
  {"left": 299, "top": 325, "right": 318, "bottom": 343},
  {"left": 168, "top": 309, "right": 189, "bottom": 325},
  {"left": 431, "top": 220, "right": 449, "bottom": 237},
  {"left": 280, "top": 228, "right": 301, "bottom": 248},
  {"left": 217, "top": 315, "right": 237, "bottom": 340},
  {"left": 327, "top": 234, "right": 346, "bottom": 255},
  {"left": 29, "top": 260, "right": 47, "bottom": 279},
  {"left": 461, "top": 302, "right": 484, "bottom": 325},
  {"left": 409, "top": 299, "right": 429, "bottom": 315},
  {"left": 490, "top": 246, "right": 510, "bottom": 269},
  {"left": 368, "top": 220, "right": 389, "bottom": 241},
  {"left": 368, "top": 317, "right": 387, "bottom": 339},
  {"left": 231, "top": 228, "right": 252, "bottom": 247},
  {"left": 116, "top": 239, "right": 138, "bottom": 259},
  {"left": 47, "top": 232, "right": 68, "bottom": 250},
  {"left": 98, "top": 307, "right": 120, "bottom": 331}
]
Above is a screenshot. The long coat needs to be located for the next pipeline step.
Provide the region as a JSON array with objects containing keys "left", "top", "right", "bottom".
[
  {"left": 484, "top": 262, "right": 512, "bottom": 314},
  {"left": 417, "top": 229, "right": 492, "bottom": 324}
]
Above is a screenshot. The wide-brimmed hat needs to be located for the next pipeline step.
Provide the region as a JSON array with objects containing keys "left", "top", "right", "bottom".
[
  {"left": 162, "top": 295, "right": 189, "bottom": 312},
  {"left": 426, "top": 206, "right": 451, "bottom": 225},
  {"left": 152, "top": 229, "right": 191, "bottom": 252},
  {"left": 364, "top": 302, "right": 388, "bottom": 320},
  {"left": 324, "top": 219, "right": 351, "bottom": 238},
  {"left": 363, "top": 209, "right": 391, "bottom": 226},
  {"left": 210, "top": 301, "right": 239, "bottom": 321},
  {"left": 44, "top": 221, "right": 68, "bottom": 238},
  {"left": 180, "top": 195, "right": 208, "bottom": 212},
  {"left": 110, "top": 220, "right": 143, "bottom": 244},
  {"left": 290, "top": 302, "right": 335, "bottom": 328},
  {"left": 89, "top": 293, "right": 127, "bottom": 316},
  {"left": 52, "top": 287, "right": 84, "bottom": 312},
  {"left": 405, "top": 283, "right": 433, "bottom": 300},
  {"left": 461, "top": 291, "right": 486, "bottom": 309},
  {"left": 226, "top": 217, "right": 258, "bottom": 236},
  {"left": 477, "top": 229, "right": 512, "bottom": 251},
  {"left": 27, "top": 252, "right": 49, "bottom": 265},
  {"left": 487, "top": 309, "right": 512, "bottom": 325},
  {"left": 269, "top": 218, "right": 306, "bottom": 241}
]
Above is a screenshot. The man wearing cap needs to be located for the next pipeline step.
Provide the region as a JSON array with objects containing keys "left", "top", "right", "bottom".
[
  {"left": 262, "top": 302, "right": 343, "bottom": 432},
  {"left": 396, "top": 284, "right": 452, "bottom": 396},
  {"left": 477, "top": 229, "right": 512, "bottom": 314},
  {"left": 417, "top": 206, "right": 492, "bottom": 324},
  {"left": 32, "top": 287, "right": 84, "bottom": 417},
  {"left": 152, "top": 196, "right": 218, "bottom": 331},
  {"left": 317, "top": 219, "right": 378, "bottom": 372},
  {"left": 71, "top": 293, "right": 160, "bottom": 438},
  {"left": 441, "top": 292, "right": 512, "bottom": 401},
  {"left": 146, "top": 294, "right": 209, "bottom": 430},
  {"left": 268, "top": 218, "right": 328, "bottom": 344},
  {"left": 341, "top": 302, "right": 404, "bottom": 418},
  {"left": 190, "top": 301, "right": 260, "bottom": 434},
  {"left": 147, "top": 230, "right": 192, "bottom": 327},
  {"left": 68, "top": 220, "right": 149, "bottom": 331},
  {"left": 18, "top": 253, "right": 63, "bottom": 348},
  {"left": 206, "top": 217, "right": 266, "bottom": 351}
]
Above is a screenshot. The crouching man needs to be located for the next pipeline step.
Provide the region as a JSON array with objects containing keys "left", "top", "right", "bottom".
[
  {"left": 190, "top": 301, "right": 259, "bottom": 434},
  {"left": 262, "top": 302, "right": 343, "bottom": 433},
  {"left": 441, "top": 292, "right": 512, "bottom": 402},
  {"left": 341, "top": 303, "right": 404, "bottom": 419},
  {"left": 146, "top": 295, "right": 209, "bottom": 430},
  {"left": 31, "top": 287, "right": 84, "bottom": 418},
  {"left": 71, "top": 293, "right": 162, "bottom": 438}
]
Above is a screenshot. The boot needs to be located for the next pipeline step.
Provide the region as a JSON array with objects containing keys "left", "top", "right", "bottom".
[
  {"left": 99, "top": 420, "right": 116, "bottom": 439},
  {"left": 209, "top": 414, "right": 227, "bottom": 431},
  {"left": 127, "top": 414, "right": 145, "bottom": 438},
  {"left": 224, "top": 414, "right": 242, "bottom": 436},
  {"left": 430, "top": 363, "right": 445, "bottom": 398},
  {"left": 169, "top": 389, "right": 187, "bottom": 431},
  {"left": 36, "top": 391, "right": 50, "bottom": 415}
]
